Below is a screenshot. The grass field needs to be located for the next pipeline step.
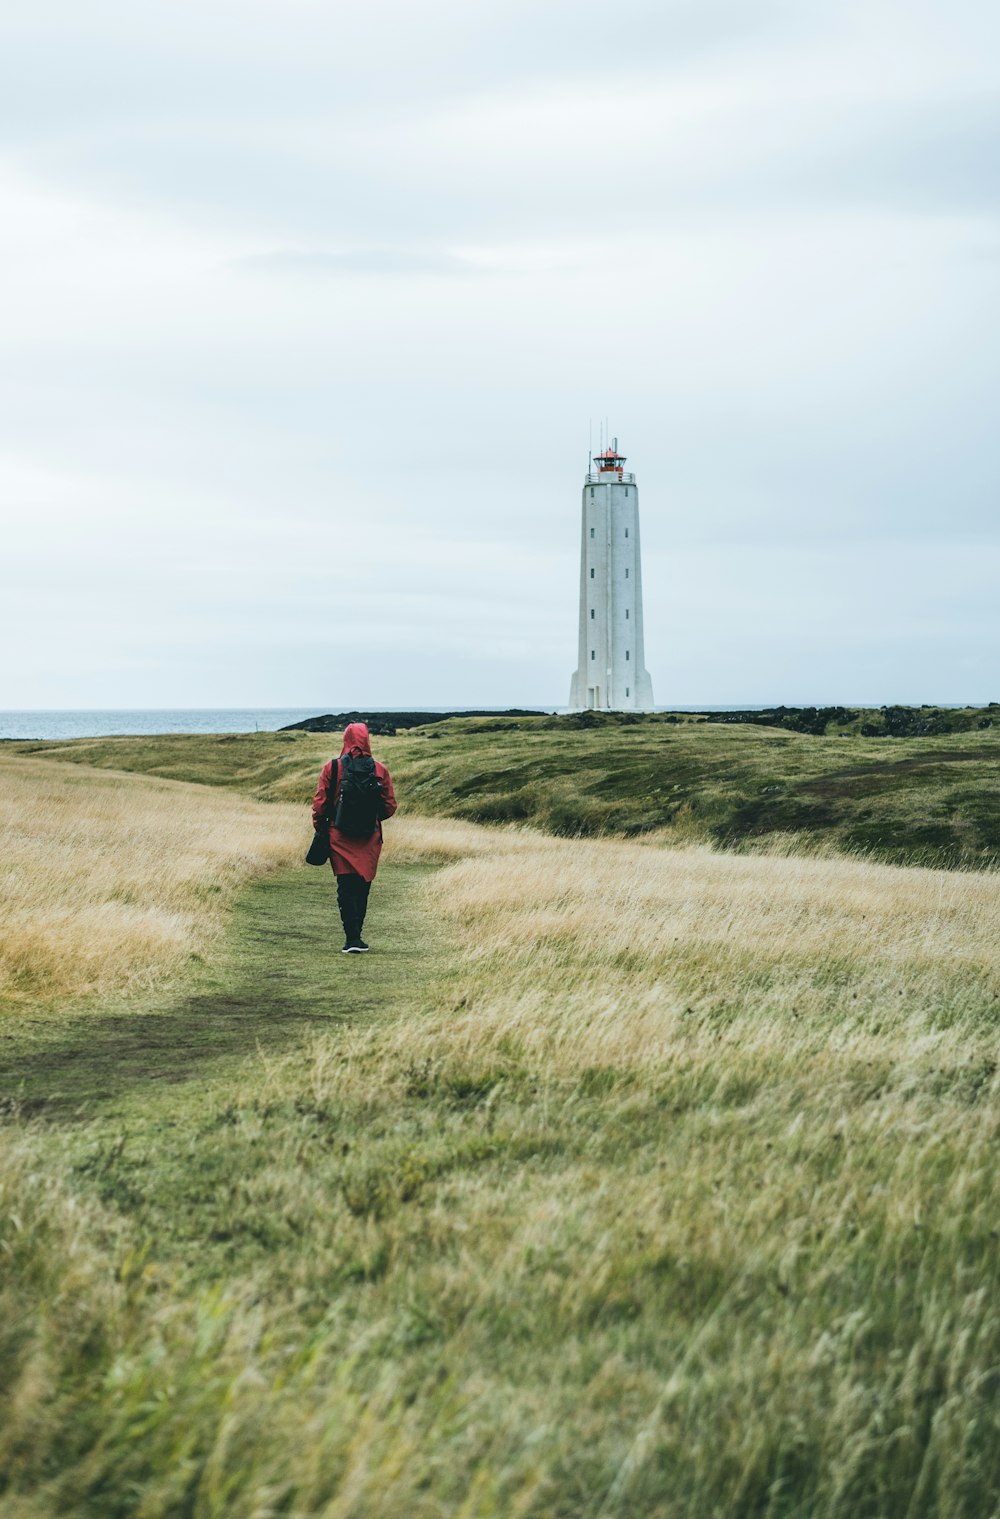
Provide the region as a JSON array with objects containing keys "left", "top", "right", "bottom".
[
  {"left": 0, "top": 752, "right": 303, "bottom": 1004},
  {"left": 12, "top": 711, "right": 1000, "bottom": 868},
  {"left": 3, "top": 745, "right": 1000, "bottom": 1516}
]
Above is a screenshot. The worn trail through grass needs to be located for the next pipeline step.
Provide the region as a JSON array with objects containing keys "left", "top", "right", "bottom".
[{"left": 4, "top": 861, "right": 440, "bottom": 1116}]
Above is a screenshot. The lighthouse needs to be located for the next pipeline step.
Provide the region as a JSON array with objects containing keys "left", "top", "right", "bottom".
[{"left": 569, "top": 439, "right": 655, "bottom": 711}]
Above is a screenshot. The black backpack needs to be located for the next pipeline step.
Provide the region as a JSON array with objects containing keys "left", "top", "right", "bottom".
[{"left": 334, "top": 753, "right": 382, "bottom": 839}]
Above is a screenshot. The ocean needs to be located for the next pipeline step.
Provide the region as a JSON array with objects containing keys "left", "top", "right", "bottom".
[
  {"left": 0, "top": 705, "right": 789, "bottom": 741},
  {"left": 0, "top": 709, "right": 336, "bottom": 741},
  {"left": 0, "top": 707, "right": 565, "bottom": 741}
]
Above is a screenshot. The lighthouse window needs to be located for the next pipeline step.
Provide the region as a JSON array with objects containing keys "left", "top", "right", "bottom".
[
  {"left": 590, "top": 567, "right": 595, "bottom": 579},
  {"left": 625, "top": 528, "right": 629, "bottom": 538},
  {"left": 625, "top": 609, "right": 629, "bottom": 619},
  {"left": 589, "top": 487, "right": 594, "bottom": 498},
  {"left": 590, "top": 609, "right": 595, "bottom": 619},
  {"left": 625, "top": 568, "right": 629, "bottom": 579},
  {"left": 591, "top": 650, "right": 595, "bottom": 661},
  {"left": 626, "top": 650, "right": 630, "bottom": 661},
  {"left": 589, "top": 527, "right": 595, "bottom": 538},
  {"left": 626, "top": 687, "right": 630, "bottom": 697}
]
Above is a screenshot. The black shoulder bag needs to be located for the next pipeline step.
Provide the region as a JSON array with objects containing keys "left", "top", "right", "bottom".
[{"left": 305, "top": 756, "right": 339, "bottom": 866}]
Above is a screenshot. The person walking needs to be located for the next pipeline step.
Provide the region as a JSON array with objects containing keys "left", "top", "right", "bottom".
[{"left": 311, "top": 721, "right": 397, "bottom": 953}]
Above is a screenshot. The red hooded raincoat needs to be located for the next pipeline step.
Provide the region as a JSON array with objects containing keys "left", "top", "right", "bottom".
[{"left": 311, "top": 722, "right": 397, "bottom": 882}]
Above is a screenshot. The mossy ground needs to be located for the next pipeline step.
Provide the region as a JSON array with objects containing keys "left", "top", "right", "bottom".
[
  {"left": 16, "top": 713, "right": 1000, "bottom": 867},
  {"left": 4, "top": 737, "right": 1000, "bottom": 1516}
]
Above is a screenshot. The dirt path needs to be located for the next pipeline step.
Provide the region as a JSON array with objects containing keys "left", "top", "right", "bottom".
[{"left": 3, "top": 861, "right": 440, "bottom": 1116}]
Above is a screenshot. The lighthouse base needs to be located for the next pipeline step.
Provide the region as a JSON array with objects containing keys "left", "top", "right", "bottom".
[{"left": 568, "top": 669, "right": 654, "bottom": 713}]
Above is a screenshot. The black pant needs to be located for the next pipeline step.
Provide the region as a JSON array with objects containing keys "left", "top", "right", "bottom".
[{"left": 336, "top": 872, "right": 371, "bottom": 944}]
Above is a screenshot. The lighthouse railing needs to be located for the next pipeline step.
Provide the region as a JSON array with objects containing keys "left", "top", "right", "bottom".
[{"left": 585, "top": 471, "right": 635, "bottom": 485}]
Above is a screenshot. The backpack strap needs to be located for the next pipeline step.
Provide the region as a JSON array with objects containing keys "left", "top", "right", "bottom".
[{"left": 326, "top": 754, "right": 340, "bottom": 822}]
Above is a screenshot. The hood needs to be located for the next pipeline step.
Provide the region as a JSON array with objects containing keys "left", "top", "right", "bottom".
[{"left": 342, "top": 721, "right": 372, "bottom": 757}]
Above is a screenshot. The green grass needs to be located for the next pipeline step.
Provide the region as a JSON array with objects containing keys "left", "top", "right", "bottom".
[
  {"left": 2, "top": 861, "right": 436, "bottom": 1115},
  {"left": 5, "top": 822, "right": 1000, "bottom": 1517},
  {"left": 4, "top": 732, "right": 1000, "bottom": 1516},
  {"left": 15, "top": 712, "right": 1000, "bottom": 867}
]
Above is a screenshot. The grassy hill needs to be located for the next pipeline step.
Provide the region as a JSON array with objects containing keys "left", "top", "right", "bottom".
[
  {"left": 13, "top": 708, "right": 1000, "bottom": 868},
  {"left": 4, "top": 752, "right": 1000, "bottom": 1516}
]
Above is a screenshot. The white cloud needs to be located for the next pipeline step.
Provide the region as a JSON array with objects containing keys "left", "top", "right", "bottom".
[{"left": 0, "top": 0, "right": 998, "bottom": 708}]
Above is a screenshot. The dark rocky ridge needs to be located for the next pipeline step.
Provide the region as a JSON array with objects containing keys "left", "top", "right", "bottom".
[
  {"left": 279, "top": 709, "right": 549, "bottom": 737},
  {"left": 700, "top": 704, "right": 997, "bottom": 737},
  {"left": 282, "top": 705, "right": 1000, "bottom": 739}
]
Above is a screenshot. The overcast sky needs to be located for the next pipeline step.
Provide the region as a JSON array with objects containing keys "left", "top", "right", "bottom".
[{"left": 1, "top": 0, "right": 998, "bottom": 709}]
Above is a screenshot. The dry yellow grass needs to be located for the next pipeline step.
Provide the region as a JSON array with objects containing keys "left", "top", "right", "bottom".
[
  {"left": 4, "top": 781, "right": 1000, "bottom": 1514},
  {"left": 381, "top": 812, "right": 543, "bottom": 863},
  {"left": 99, "top": 825, "right": 987, "bottom": 1516},
  {"left": 381, "top": 823, "right": 1000, "bottom": 1074},
  {"left": 0, "top": 753, "right": 303, "bottom": 1004},
  {"left": 227, "top": 830, "right": 998, "bottom": 1513}
]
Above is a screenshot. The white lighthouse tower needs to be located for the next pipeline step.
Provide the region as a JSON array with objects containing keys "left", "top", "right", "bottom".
[{"left": 569, "top": 439, "right": 655, "bottom": 711}]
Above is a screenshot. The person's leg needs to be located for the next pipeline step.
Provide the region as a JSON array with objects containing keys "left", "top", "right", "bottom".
[
  {"left": 355, "top": 878, "right": 372, "bottom": 948},
  {"left": 336, "top": 873, "right": 356, "bottom": 948}
]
